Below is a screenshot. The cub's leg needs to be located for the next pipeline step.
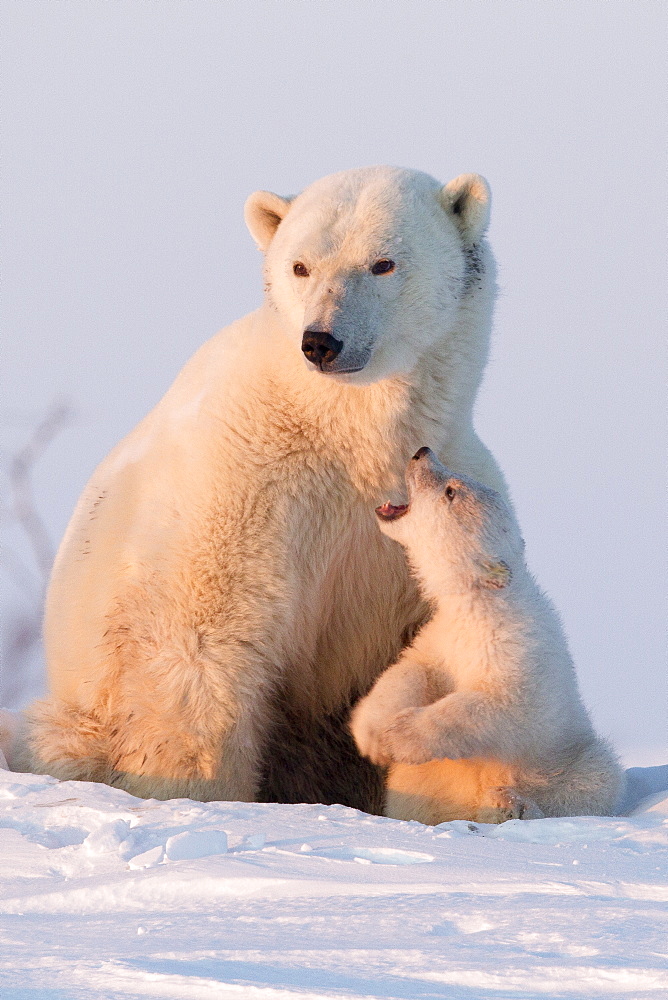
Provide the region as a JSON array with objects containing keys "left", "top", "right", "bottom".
[
  {"left": 526, "top": 739, "right": 624, "bottom": 817},
  {"left": 369, "top": 690, "right": 516, "bottom": 766},
  {"left": 386, "top": 757, "right": 543, "bottom": 825},
  {"left": 385, "top": 745, "right": 622, "bottom": 825}
]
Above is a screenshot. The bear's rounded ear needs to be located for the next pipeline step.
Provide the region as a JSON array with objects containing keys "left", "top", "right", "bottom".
[
  {"left": 441, "top": 174, "right": 491, "bottom": 244},
  {"left": 244, "top": 190, "right": 293, "bottom": 251}
]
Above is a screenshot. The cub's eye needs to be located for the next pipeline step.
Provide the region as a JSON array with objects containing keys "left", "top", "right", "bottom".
[
  {"left": 445, "top": 485, "right": 457, "bottom": 501},
  {"left": 371, "top": 259, "right": 395, "bottom": 275},
  {"left": 293, "top": 262, "right": 310, "bottom": 277}
]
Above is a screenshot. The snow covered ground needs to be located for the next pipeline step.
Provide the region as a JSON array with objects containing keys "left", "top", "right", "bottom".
[{"left": 1, "top": 766, "right": 667, "bottom": 999}]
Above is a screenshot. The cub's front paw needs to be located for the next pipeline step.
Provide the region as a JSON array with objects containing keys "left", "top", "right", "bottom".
[
  {"left": 379, "top": 708, "right": 441, "bottom": 765},
  {"left": 474, "top": 786, "right": 545, "bottom": 824},
  {"left": 349, "top": 699, "right": 392, "bottom": 766}
]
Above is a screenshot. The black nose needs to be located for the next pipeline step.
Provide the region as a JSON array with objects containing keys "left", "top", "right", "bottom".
[
  {"left": 412, "top": 446, "right": 433, "bottom": 461},
  {"left": 301, "top": 330, "right": 343, "bottom": 367}
]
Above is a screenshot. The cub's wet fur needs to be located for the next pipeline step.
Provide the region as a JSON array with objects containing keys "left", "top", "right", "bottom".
[{"left": 351, "top": 448, "right": 622, "bottom": 824}]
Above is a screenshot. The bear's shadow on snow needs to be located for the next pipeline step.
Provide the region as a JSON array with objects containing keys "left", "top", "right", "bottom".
[
  {"left": 257, "top": 695, "right": 387, "bottom": 814},
  {"left": 123, "top": 956, "right": 526, "bottom": 999},
  {"left": 617, "top": 765, "right": 668, "bottom": 815}
]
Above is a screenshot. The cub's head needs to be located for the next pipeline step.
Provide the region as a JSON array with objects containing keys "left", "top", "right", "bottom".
[
  {"left": 376, "top": 447, "right": 523, "bottom": 599},
  {"left": 244, "top": 166, "right": 494, "bottom": 384}
]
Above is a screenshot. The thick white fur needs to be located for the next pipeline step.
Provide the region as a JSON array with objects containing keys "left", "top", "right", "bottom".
[
  {"left": 350, "top": 449, "right": 623, "bottom": 824},
  {"left": 22, "top": 166, "right": 510, "bottom": 803}
]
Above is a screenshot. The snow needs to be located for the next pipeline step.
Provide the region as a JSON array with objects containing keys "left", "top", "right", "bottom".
[{"left": 1, "top": 767, "right": 667, "bottom": 999}]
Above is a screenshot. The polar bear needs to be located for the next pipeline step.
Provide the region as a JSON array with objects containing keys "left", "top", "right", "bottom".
[
  {"left": 350, "top": 447, "right": 623, "bottom": 824},
  {"left": 21, "top": 166, "right": 511, "bottom": 807}
]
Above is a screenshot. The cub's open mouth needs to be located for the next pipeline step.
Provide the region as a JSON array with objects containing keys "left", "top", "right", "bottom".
[{"left": 375, "top": 502, "right": 409, "bottom": 521}]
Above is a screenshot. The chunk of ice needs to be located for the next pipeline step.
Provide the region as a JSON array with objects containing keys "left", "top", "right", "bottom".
[{"left": 165, "top": 829, "right": 228, "bottom": 861}]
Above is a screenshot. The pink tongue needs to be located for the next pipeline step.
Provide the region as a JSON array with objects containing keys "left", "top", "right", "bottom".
[{"left": 375, "top": 502, "right": 408, "bottom": 520}]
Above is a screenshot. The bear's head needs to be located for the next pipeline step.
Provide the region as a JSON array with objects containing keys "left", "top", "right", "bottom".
[
  {"left": 375, "top": 447, "right": 523, "bottom": 599},
  {"left": 245, "top": 167, "right": 493, "bottom": 385}
]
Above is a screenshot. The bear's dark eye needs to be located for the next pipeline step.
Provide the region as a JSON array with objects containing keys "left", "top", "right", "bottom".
[
  {"left": 371, "top": 259, "right": 395, "bottom": 275},
  {"left": 293, "top": 262, "right": 309, "bottom": 277},
  {"left": 445, "top": 485, "right": 456, "bottom": 501}
]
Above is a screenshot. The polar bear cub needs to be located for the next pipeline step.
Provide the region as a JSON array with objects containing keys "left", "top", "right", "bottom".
[{"left": 350, "top": 447, "right": 623, "bottom": 824}]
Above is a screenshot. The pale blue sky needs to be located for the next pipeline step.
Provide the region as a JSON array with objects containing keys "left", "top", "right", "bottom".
[{"left": 2, "top": 1, "right": 666, "bottom": 761}]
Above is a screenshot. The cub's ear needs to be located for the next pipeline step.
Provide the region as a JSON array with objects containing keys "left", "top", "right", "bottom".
[
  {"left": 244, "top": 191, "right": 294, "bottom": 251},
  {"left": 441, "top": 174, "right": 491, "bottom": 244},
  {"left": 478, "top": 559, "right": 512, "bottom": 590}
]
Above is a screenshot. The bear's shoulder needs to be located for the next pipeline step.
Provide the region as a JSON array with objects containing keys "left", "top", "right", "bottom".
[{"left": 173, "top": 309, "right": 265, "bottom": 391}]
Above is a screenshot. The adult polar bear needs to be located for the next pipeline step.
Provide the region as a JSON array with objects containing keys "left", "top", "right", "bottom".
[{"left": 25, "top": 166, "right": 511, "bottom": 808}]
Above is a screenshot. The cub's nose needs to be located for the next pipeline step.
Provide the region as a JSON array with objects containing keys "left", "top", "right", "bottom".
[
  {"left": 412, "top": 446, "right": 433, "bottom": 461},
  {"left": 301, "top": 330, "right": 343, "bottom": 367}
]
